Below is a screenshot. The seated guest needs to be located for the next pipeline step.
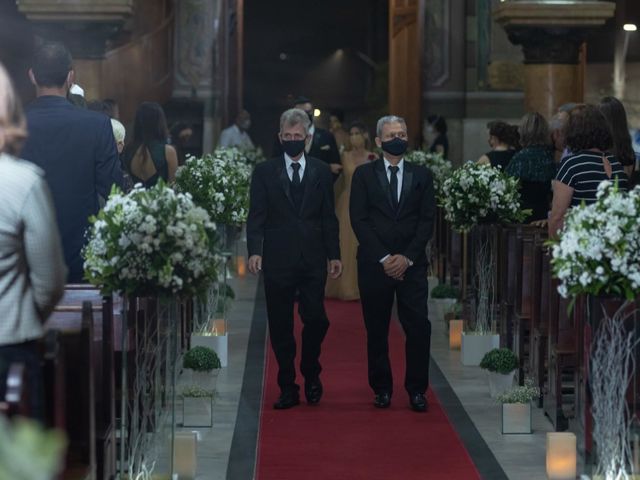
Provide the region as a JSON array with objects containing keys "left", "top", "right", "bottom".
[
  {"left": 426, "top": 114, "right": 449, "bottom": 158},
  {"left": 477, "top": 120, "right": 519, "bottom": 169},
  {"left": 170, "top": 122, "right": 194, "bottom": 166},
  {"left": 21, "top": 41, "right": 123, "bottom": 283},
  {"left": 549, "top": 111, "right": 569, "bottom": 164},
  {"left": 599, "top": 96, "right": 635, "bottom": 178},
  {"left": 123, "top": 102, "right": 178, "bottom": 188},
  {"left": 549, "top": 105, "right": 629, "bottom": 237},
  {"left": 0, "top": 62, "right": 66, "bottom": 421},
  {"left": 505, "top": 112, "right": 556, "bottom": 222},
  {"left": 110, "top": 118, "right": 126, "bottom": 155},
  {"left": 219, "top": 109, "right": 254, "bottom": 148}
]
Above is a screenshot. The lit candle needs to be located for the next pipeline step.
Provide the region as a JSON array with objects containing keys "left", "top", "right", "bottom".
[
  {"left": 173, "top": 431, "right": 197, "bottom": 479},
  {"left": 212, "top": 318, "right": 226, "bottom": 336},
  {"left": 237, "top": 256, "right": 247, "bottom": 276},
  {"left": 449, "top": 320, "right": 463, "bottom": 350},
  {"left": 546, "top": 432, "right": 576, "bottom": 480}
]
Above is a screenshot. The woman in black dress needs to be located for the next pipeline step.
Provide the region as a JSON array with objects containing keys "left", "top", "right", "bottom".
[
  {"left": 123, "top": 102, "right": 178, "bottom": 188},
  {"left": 427, "top": 114, "right": 449, "bottom": 158},
  {"left": 477, "top": 120, "right": 519, "bottom": 170}
]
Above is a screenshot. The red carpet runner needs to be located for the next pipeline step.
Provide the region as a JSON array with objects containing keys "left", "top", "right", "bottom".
[{"left": 256, "top": 299, "right": 480, "bottom": 480}]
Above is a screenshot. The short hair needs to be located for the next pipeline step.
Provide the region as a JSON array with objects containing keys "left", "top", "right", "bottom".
[
  {"left": 376, "top": 115, "right": 407, "bottom": 137},
  {"left": 293, "top": 95, "right": 311, "bottom": 106},
  {"left": 558, "top": 103, "right": 578, "bottom": 114},
  {"left": 67, "top": 93, "right": 87, "bottom": 109},
  {"left": 102, "top": 98, "right": 118, "bottom": 118},
  {"left": 487, "top": 120, "right": 519, "bottom": 148},
  {"left": 110, "top": 118, "right": 126, "bottom": 144},
  {"left": 549, "top": 112, "right": 568, "bottom": 132},
  {"left": 427, "top": 114, "right": 447, "bottom": 134},
  {"left": 564, "top": 104, "right": 613, "bottom": 152},
  {"left": 280, "top": 108, "right": 311, "bottom": 134},
  {"left": 0, "top": 62, "right": 27, "bottom": 155},
  {"left": 518, "top": 112, "right": 550, "bottom": 147},
  {"left": 31, "top": 42, "right": 73, "bottom": 88}
]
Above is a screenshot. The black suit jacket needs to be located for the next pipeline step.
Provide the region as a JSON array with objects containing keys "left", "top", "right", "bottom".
[
  {"left": 21, "top": 96, "right": 124, "bottom": 282},
  {"left": 272, "top": 127, "right": 341, "bottom": 167},
  {"left": 247, "top": 155, "right": 340, "bottom": 271},
  {"left": 350, "top": 158, "right": 436, "bottom": 265}
]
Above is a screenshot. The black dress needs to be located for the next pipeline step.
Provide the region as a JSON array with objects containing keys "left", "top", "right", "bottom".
[
  {"left": 429, "top": 134, "right": 449, "bottom": 159},
  {"left": 128, "top": 142, "right": 169, "bottom": 188},
  {"left": 485, "top": 149, "right": 516, "bottom": 170}
]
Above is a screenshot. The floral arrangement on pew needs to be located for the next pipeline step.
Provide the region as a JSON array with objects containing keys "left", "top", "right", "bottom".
[
  {"left": 440, "top": 162, "right": 528, "bottom": 233},
  {"left": 549, "top": 181, "right": 640, "bottom": 301},
  {"left": 82, "top": 181, "right": 218, "bottom": 297},
  {"left": 548, "top": 181, "right": 640, "bottom": 479},
  {"left": 405, "top": 150, "right": 452, "bottom": 196},
  {"left": 236, "top": 144, "right": 267, "bottom": 168},
  {"left": 174, "top": 147, "right": 252, "bottom": 227},
  {"left": 440, "top": 163, "right": 527, "bottom": 351}
]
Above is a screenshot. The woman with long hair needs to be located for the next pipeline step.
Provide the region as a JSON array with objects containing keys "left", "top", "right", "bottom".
[
  {"left": 123, "top": 102, "right": 178, "bottom": 187},
  {"left": 599, "top": 96, "right": 636, "bottom": 178}
]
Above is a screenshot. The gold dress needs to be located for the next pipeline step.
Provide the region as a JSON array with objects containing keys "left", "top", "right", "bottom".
[{"left": 325, "top": 150, "right": 373, "bottom": 300}]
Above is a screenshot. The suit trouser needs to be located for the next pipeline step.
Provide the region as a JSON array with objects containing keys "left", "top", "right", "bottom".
[
  {"left": 264, "top": 262, "right": 329, "bottom": 392},
  {"left": 358, "top": 262, "right": 431, "bottom": 396}
]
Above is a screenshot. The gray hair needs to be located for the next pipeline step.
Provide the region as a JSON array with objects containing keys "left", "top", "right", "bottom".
[
  {"left": 549, "top": 112, "right": 568, "bottom": 132},
  {"left": 376, "top": 115, "right": 407, "bottom": 137},
  {"left": 280, "top": 108, "right": 311, "bottom": 135}
]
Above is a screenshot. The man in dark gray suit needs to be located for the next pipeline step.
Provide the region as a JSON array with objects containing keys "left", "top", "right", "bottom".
[{"left": 21, "top": 42, "right": 123, "bottom": 283}]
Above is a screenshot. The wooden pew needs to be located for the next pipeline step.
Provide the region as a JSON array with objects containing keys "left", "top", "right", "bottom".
[
  {"left": 46, "top": 286, "right": 119, "bottom": 480},
  {"left": 0, "top": 363, "right": 29, "bottom": 418},
  {"left": 498, "top": 225, "right": 520, "bottom": 350},
  {"left": 529, "top": 231, "right": 548, "bottom": 404}
]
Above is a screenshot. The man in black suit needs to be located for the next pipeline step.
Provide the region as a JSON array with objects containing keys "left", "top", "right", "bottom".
[
  {"left": 248, "top": 108, "right": 342, "bottom": 409},
  {"left": 273, "top": 96, "right": 342, "bottom": 178},
  {"left": 350, "top": 115, "right": 435, "bottom": 412},
  {"left": 21, "top": 42, "right": 123, "bottom": 283}
]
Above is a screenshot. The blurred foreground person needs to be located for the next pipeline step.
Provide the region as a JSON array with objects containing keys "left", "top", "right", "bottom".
[{"left": 0, "top": 62, "right": 66, "bottom": 421}]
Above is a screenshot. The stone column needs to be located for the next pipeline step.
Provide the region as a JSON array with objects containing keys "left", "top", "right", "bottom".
[{"left": 494, "top": 1, "right": 615, "bottom": 119}]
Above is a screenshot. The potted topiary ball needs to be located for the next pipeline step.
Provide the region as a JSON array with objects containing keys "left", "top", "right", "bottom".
[
  {"left": 183, "top": 346, "right": 221, "bottom": 388},
  {"left": 429, "top": 284, "right": 459, "bottom": 328},
  {"left": 497, "top": 379, "right": 539, "bottom": 434},
  {"left": 479, "top": 348, "right": 518, "bottom": 398}
]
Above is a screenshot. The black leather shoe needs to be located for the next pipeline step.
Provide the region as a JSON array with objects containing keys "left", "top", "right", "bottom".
[
  {"left": 374, "top": 392, "right": 391, "bottom": 408},
  {"left": 305, "top": 379, "right": 323, "bottom": 405},
  {"left": 409, "top": 393, "right": 428, "bottom": 412},
  {"left": 273, "top": 390, "right": 300, "bottom": 410}
]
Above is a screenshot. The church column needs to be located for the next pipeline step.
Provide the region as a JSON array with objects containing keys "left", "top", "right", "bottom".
[{"left": 494, "top": 1, "right": 615, "bottom": 119}]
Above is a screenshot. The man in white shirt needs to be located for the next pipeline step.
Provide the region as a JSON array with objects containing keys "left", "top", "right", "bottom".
[{"left": 218, "top": 109, "right": 254, "bottom": 148}]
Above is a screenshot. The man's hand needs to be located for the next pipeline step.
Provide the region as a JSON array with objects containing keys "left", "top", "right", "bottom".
[
  {"left": 329, "top": 164, "right": 343, "bottom": 175},
  {"left": 248, "top": 255, "right": 262, "bottom": 275},
  {"left": 383, "top": 255, "right": 409, "bottom": 280},
  {"left": 328, "top": 259, "right": 343, "bottom": 279}
]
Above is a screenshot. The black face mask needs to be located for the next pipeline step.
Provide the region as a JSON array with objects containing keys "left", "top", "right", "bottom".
[
  {"left": 281, "top": 139, "right": 306, "bottom": 157},
  {"left": 381, "top": 137, "right": 408, "bottom": 156}
]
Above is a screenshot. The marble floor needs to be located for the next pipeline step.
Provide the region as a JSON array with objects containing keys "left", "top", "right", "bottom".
[{"left": 182, "top": 265, "right": 555, "bottom": 479}]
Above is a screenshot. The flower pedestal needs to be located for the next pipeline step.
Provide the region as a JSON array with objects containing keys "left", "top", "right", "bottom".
[
  {"left": 488, "top": 370, "right": 516, "bottom": 398},
  {"left": 182, "top": 393, "right": 214, "bottom": 428},
  {"left": 501, "top": 403, "right": 532, "bottom": 434},
  {"left": 461, "top": 332, "right": 500, "bottom": 366}
]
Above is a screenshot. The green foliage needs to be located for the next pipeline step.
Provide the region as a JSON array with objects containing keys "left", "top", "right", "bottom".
[
  {"left": 182, "top": 385, "right": 215, "bottom": 398},
  {"left": 480, "top": 348, "right": 518, "bottom": 374},
  {"left": 497, "top": 379, "right": 540, "bottom": 404},
  {"left": 183, "top": 346, "right": 221, "bottom": 372},
  {"left": 0, "top": 416, "right": 67, "bottom": 480},
  {"left": 430, "top": 284, "right": 460, "bottom": 299},
  {"left": 446, "top": 302, "right": 463, "bottom": 316}
]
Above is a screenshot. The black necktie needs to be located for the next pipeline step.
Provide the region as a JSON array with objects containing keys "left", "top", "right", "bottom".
[
  {"left": 291, "top": 162, "right": 303, "bottom": 209},
  {"left": 291, "top": 162, "right": 301, "bottom": 187},
  {"left": 388, "top": 165, "right": 399, "bottom": 210}
]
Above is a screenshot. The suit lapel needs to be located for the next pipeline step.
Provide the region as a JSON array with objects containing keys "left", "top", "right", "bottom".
[
  {"left": 277, "top": 157, "right": 294, "bottom": 207},
  {"left": 397, "top": 161, "right": 414, "bottom": 215},
  {"left": 300, "top": 159, "right": 317, "bottom": 213},
  {"left": 374, "top": 159, "right": 395, "bottom": 215}
]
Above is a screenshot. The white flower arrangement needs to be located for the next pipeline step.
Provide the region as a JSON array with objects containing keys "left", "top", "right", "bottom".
[
  {"left": 440, "top": 162, "right": 527, "bottom": 232},
  {"left": 405, "top": 150, "right": 452, "bottom": 195},
  {"left": 550, "top": 181, "right": 640, "bottom": 300},
  {"left": 83, "top": 181, "right": 218, "bottom": 297},
  {"left": 174, "top": 148, "right": 252, "bottom": 226},
  {"left": 236, "top": 145, "right": 267, "bottom": 167}
]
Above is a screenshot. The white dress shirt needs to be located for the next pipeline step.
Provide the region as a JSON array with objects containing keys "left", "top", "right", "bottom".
[
  {"left": 218, "top": 124, "right": 254, "bottom": 148},
  {"left": 284, "top": 153, "right": 306, "bottom": 181},
  {"left": 305, "top": 125, "right": 316, "bottom": 153},
  {"left": 383, "top": 156, "right": 404, "bottom": 202}
]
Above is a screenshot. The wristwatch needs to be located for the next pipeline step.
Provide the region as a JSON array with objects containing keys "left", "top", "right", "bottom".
[{"left": 405, "top": 256, "right": 413, "bottom": 267}]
